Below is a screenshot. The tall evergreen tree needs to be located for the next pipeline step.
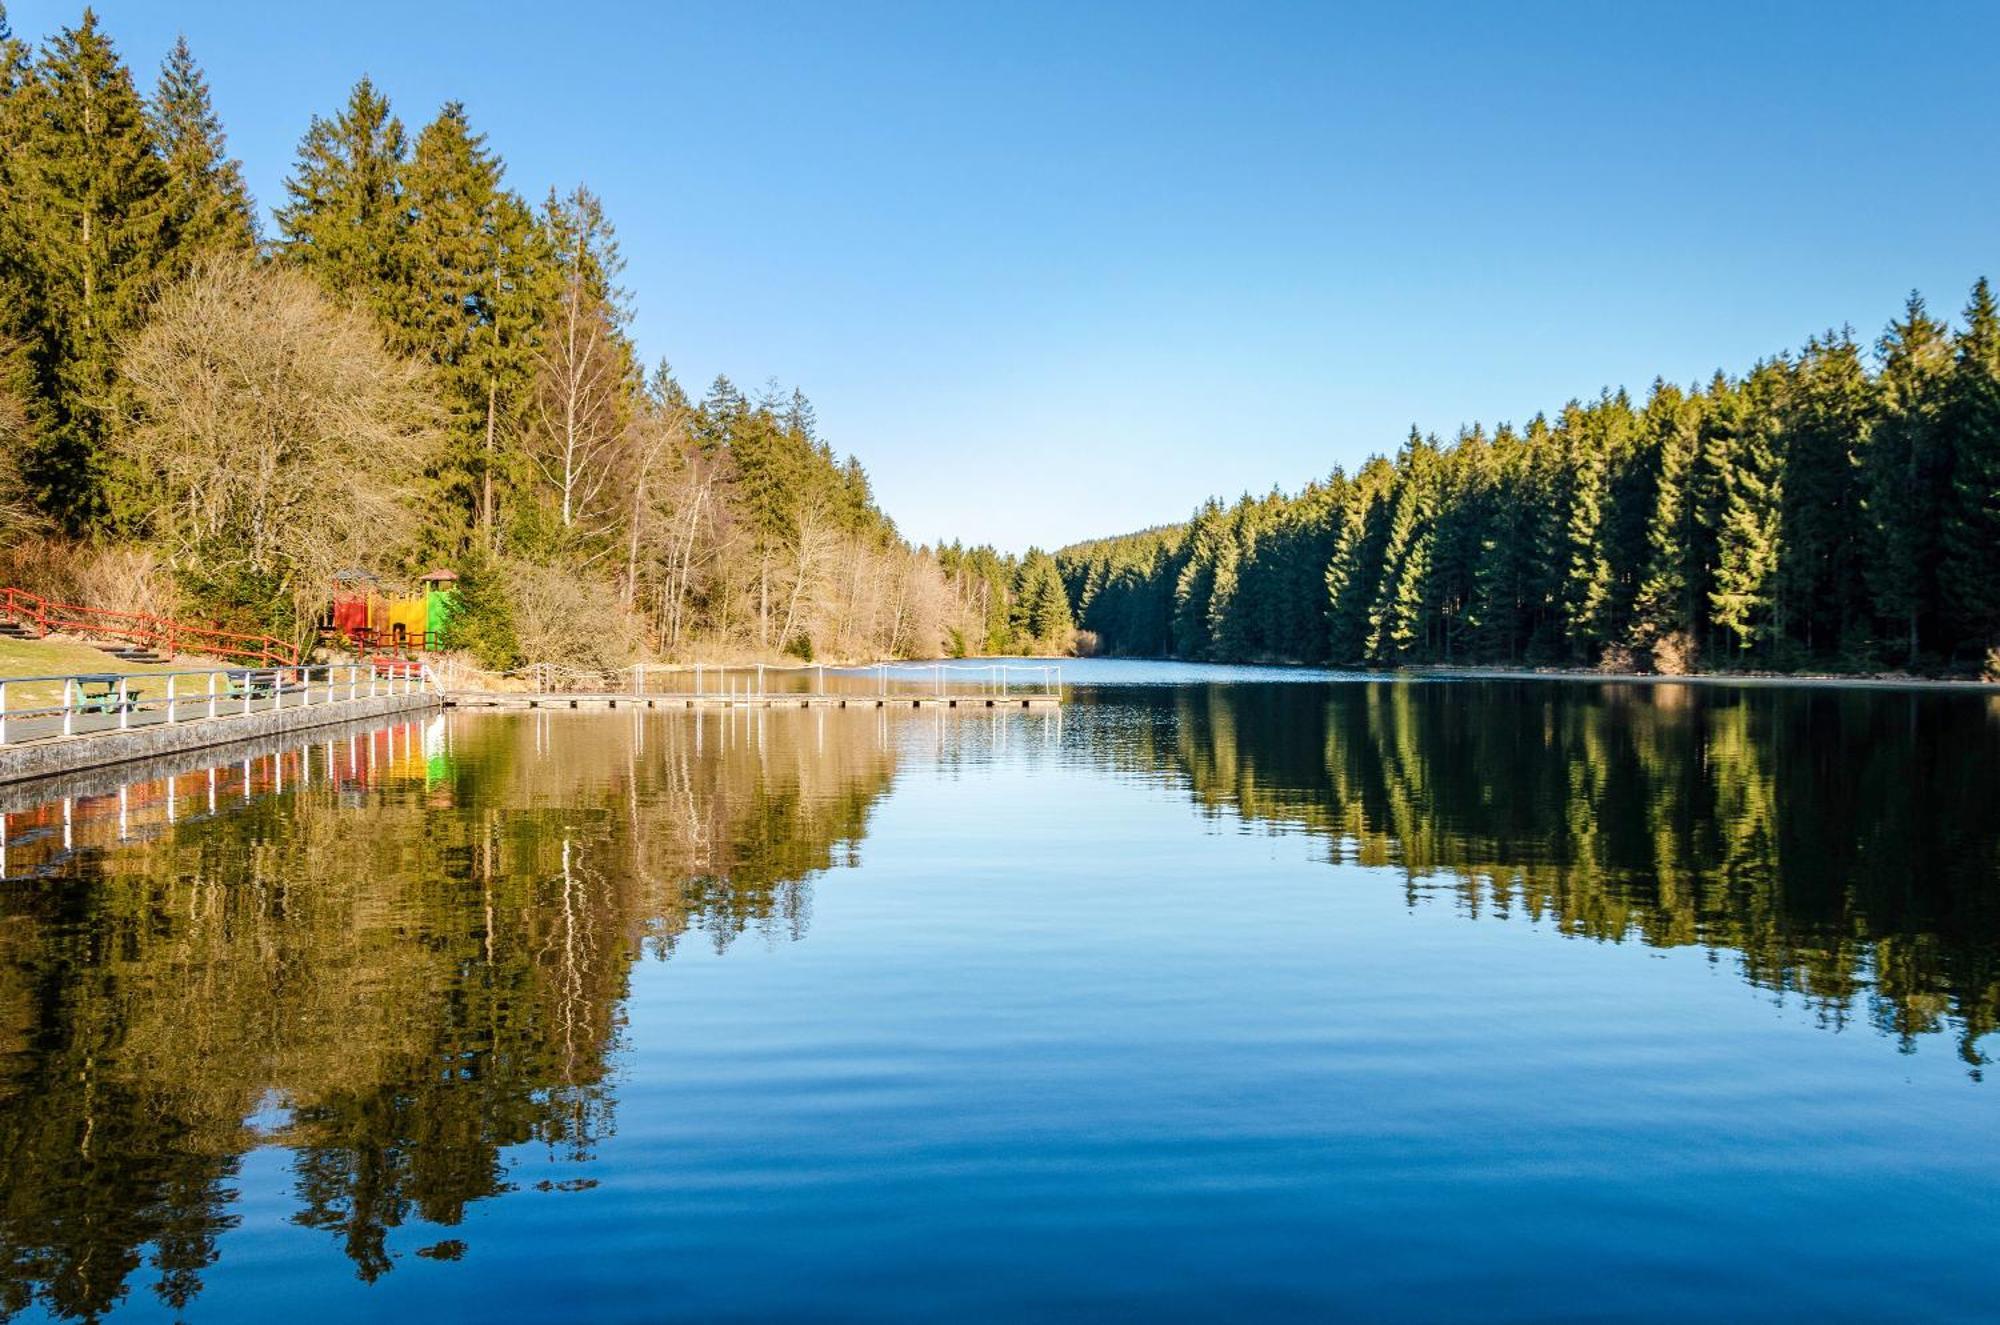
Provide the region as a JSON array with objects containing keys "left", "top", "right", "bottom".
[
  {"left": 149, "top": 34, "right": 254, "bottom": 263},
  {"left": 399, "top": 102, "right": 552, "bottom": 544},
  {"left": 1776, "top": 330, "right": 1872, "bottom": 656},
  {"left": 1630, "top": 380, "right": 1704, "bottom": 649},
  {"left": 1709, "top": 363, "right": 1790, "bottom": 656},
  {"left": 1941, "top": 278, "right": 2000, "bottom": 658},
  {"left": 1863, "top": 294, "right": 1953, "bottom": 665},
  {"left": 9, "top": 9, "right": 172, "bottom": 528},
  {"left": 276, "top": 76, "right": 408, "bottom": 313}
]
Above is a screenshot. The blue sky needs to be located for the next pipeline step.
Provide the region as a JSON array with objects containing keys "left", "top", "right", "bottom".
[{"left": 15, "top": 1, "right": 2000, "bottom": 551}]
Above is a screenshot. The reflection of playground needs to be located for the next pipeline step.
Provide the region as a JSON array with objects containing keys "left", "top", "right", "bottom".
[
  {"left": 0, "top": 707, "right": 935, "bottom": 1321},
  {"left": 0, "top": 715, "right": 447, "bottom": 879}
]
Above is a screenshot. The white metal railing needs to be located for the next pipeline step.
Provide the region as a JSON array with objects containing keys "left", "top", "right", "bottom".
[{"left": 0, "top": 661, "right": 438, "bottom": 746}]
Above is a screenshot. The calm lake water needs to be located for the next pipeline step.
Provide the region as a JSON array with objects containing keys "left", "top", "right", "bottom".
[{"left": 1, "top": 661, "right": 1996, "bottom": 1322}]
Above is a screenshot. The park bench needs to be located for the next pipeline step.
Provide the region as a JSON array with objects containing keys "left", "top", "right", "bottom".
[
  {"left": 221, "top": 669, "right": 283, "bottom": 702},
  {"left": 72, "top": 674, "right": 142, "bottom": 715}
]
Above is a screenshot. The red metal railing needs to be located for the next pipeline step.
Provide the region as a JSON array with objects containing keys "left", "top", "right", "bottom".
[{"left": 0, "top": 586, "right": 299, "bottom": 666}]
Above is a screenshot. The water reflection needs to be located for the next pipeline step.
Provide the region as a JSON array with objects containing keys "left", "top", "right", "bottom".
[
  {"left": 0, "top": 708, "right": 904, "bottom": 1320},
  {"left": 1082, "top": 679, "right": 2000, "bottom": 1072},
  {"left": 0, "top": 679, "right": 1993, "bottom": 1320}
]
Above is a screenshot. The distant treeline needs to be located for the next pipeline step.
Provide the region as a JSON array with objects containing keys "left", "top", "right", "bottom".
[
  {"left": 0, "top": 8, "right": 1066, "bottom": 666},
  {"left": 1060, "top": 287, "right": 2000, "bottom": 674}
]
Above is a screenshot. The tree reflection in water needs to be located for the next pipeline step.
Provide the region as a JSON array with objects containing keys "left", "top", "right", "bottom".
[
  {"left": 0, "top": 708, "right": 900, "bottom": 1320},
  {"left": 1082, "top": 679, "right": 2000, "bottom": 1072},
  {"left": 0, "top": 680, "right": 1995, "bottom": 1318}
]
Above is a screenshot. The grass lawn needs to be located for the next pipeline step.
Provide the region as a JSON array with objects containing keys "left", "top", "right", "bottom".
[{"left": 0, "top": 634, "right": 218, "bottom": 710}]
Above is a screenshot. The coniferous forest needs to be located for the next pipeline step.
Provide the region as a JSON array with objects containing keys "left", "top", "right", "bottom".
[
  {"left": 1061, "top": 289, "right": 2000, "bottom": 675},
  {"left": 0, "top": 9, "right": 1072, "bottom": 667}
]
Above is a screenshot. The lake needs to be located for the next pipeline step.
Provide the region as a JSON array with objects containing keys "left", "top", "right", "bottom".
[{"left": 1, "top": 661, "right": 1995, "bottom": 1322}]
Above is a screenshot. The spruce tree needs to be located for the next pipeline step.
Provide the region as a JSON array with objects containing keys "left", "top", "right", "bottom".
[
  {"left": 1554, "top": 404, "right": 1611, "bottom": 658},
  {"left": 1631, "top": 380, "right": 1703, "bottom": 648},
  {"left": 150, "top": 34, "right": 254, "bottom": 263},
  {"left": 1776, "top": 331, "right": 1871, "bottom": 657},
  {"left": 1710, "top": 362, "right": 1791, "bottom": 656},
  {"left": 1941, "top": 278, "right": 2000, "bottom": 658},
  {"left": 11, "top": 10, "right": 172, "bottom": 528},
  {"left": 400, "top": 102, "right": 551, "bottom": 541},
  {"left": 1862, "top": 293, "right": 1952, "bottom": 665},
  {"left": 276, "top": 76, "right": 409, "bottom": 314}
]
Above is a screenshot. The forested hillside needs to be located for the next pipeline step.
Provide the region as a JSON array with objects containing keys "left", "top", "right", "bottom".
[
  {"left": 1060, "top": 290, "right": 2000, "bottom": 675},
  {"left": 0, "top": 8, "right": 1065, "bottom": 667}
]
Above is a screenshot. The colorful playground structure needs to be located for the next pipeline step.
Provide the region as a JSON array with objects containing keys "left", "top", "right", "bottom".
[{"left": 323, "top": 569, "right": 460, "bottom": 654}]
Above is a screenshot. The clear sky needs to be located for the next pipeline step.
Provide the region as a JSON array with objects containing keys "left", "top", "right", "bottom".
[{"left": 14, "top": 1, "right": 2000, "bottom": 552}]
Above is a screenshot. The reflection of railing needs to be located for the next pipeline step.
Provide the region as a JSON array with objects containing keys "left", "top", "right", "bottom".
[
  {"left": 0, "top": 662, "right": 438, "bottom": 747},
  {"left": 0, "top": 714, "right": 439, "bottom": 878},
  {"left": 633, "top": 663, "right": 1063, "bottom": 699},
  {"left": 1, "top": 586, "right": 298, "bottom": 666},
  {"left": 430, "top": 660, "right": 1064, "bottom": 700}
]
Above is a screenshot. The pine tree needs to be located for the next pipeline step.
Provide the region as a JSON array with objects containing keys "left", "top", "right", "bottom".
[
  {"left": 1367, "top": 433, "right": 1438, "bottom": 661},
  {"left": 10, "top": 10, "right": 172, "bottom": 528},
  {"left": 1326, "top": 457, "right": 1393, "bottom": 662},
  {"left": 1862, "top": 293, "right": 1952, "bottom": 665},
  {"left": 1776, "top": 330, "right": 1871, "bottom": 657},
  {"left": 0, "top": 3, "right": 40, "bottom": 449},
  {"left": 1631, "top": 380, "right": 1703, "bottom": 648},
  {"left": 1941, "top": 278, "right": 2000, "bottom": 658},
  {"left": 1710, "top": 362, "right": 1791, "bottom": 656},
  {"left": 149, "top": 34, "right": 254, "bottom": 264},
  {"left": 1172, "top": 500, "right": 1226, "bottom": 658},
  {"left": 1554, "top": 404, "right": 1611, "bottom": 658},
  {"left": 399, "top": 102, "right": 552, "bottom": 543},
  {"left": 276, "top": 76, "right": 408, "bottom": 313}
]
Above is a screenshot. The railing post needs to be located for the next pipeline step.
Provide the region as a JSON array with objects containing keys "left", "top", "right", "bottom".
[
  {"left": 367, "top": 663, "right": 377, "bottom": 699},
  {"left": 166, "top": 673, "right": 177, "bottom": 725},
  {"left": 349, "top": 664, "right": 358, "bottom": 701},
  {"left": 117, "top": 677, "right": 130, "bottom": 730},
  {"left": 756, "top": 663, "right": 764, "bottom": 698},
  {"left": 0, "top": 680, "right": 8, "bottom": 746},
  {"left": 244, "top": 672, "right": 253, "bottom": 717},
  {"left": 208, "top": 670, "right": 218, "bottom": 719},
  {"left": 62, "top": 678, "right": 73, "bottom": 737}
]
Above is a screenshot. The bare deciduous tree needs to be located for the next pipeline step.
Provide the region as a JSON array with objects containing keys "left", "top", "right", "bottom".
[
  {"left": 113, "top": 257, "right": 439, "bottom": 638},
  {"left": 526, "top": 276, "right": 627, "bottom": 536}
]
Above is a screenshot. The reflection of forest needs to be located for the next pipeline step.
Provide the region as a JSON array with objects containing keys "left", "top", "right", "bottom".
[
  {"left": 1088, "top": 680, "right": 2000, "bottom": 1073},
  {"left": 0, "top": 709, "right": 899, "bottom": 1321}
]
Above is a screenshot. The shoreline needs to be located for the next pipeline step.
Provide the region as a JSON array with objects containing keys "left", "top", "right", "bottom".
[
  {"left": 1068, "top": 654, "right": 2000, "bottom": 693},
  {"left": 1400, "top": 664, "right": 2000, "bottom": 693}
]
